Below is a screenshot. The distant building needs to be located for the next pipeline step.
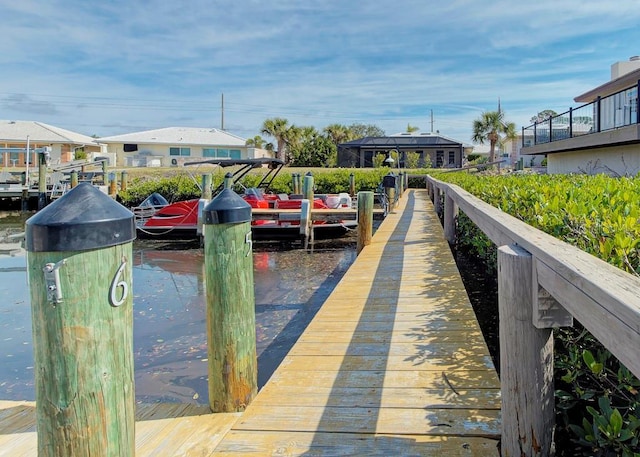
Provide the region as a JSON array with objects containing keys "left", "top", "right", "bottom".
[
  {"left": 337, "top": 132, "right": 465, "bottom": 168},
  {"left": 522, "top": 56, "right": 640, "bottom": 175},
  {"left": 97, "top": 127, "right": 274, "bottom": 167},
  {"left": 0, "top": 120, "right": 103, "bottom": 166}
]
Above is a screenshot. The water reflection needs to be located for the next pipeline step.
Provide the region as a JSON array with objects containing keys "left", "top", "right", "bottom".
[{"left": 0, "top": 225, "right": 356, "bottom": 405}]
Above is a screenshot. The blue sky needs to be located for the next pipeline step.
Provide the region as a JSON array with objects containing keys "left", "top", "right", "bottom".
[{"left": 2, "top": 0, "right": 640, "bottom": 145}]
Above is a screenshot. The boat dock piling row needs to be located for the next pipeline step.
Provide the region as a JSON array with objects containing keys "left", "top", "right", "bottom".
[{"left": 23, "top": 183, "right": 264, "bottom": 456}]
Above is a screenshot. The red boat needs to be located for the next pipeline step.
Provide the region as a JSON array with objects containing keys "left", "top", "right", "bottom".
[{"left": 133, "top": 158, "right": 357, "bottom": 241}]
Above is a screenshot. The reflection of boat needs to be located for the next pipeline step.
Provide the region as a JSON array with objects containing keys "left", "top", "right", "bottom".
[{"left": 133, "top": 158, "right": 357, "bottom": 241}]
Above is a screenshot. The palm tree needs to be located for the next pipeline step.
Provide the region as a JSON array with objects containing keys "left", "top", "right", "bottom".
[
  {"left": 261, "top": 118, "right": 290, "bottom": 162},
  {"left": 472, "top": 111, "right": 517, "bottom": 164},
  {"left": 245, "top": 135, "right": 265, "bottom": 148},
  {"left": 406, "top": 123, "right": 419, "bottom": 133},
  {"left": 323, "top": 123, "right": 350, "bottom": 146}
]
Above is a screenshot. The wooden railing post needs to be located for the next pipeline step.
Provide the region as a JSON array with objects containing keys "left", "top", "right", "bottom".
[
  {"left": 433, "top": 186, "right": 442, "bottom": 216},
  {"left": 443, "top": 192, "right": 457, "bottom": 244},
  {"left": 203, "top": 189, "right": 257, "bottom": 412},
  {"left": 356, "top": 191, "right": 373, "bottom": 254},
  {"left": 26, "top": 183, "right": 136, "bottom": 456},
  {"left": 498, "top": 244, "right": 555, "bottom": 456}
]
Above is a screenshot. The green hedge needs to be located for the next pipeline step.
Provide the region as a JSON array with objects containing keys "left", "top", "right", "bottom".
[{"left": 119, "top": 167, "right": 430, "bottom": 206}]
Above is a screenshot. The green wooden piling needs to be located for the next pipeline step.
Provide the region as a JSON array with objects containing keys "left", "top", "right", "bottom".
[
  {"left": 202, "top": 173, "right": 213, "bottom": 200},
  {"left": 203, "top": 189, "right": 257, "bottom": 412},
  {"left": 349, "top": 173, "right": 355, "bottom": 197},
  {"left": 357, "top": 191, "right": 374, "bottom": 254},
  {"left": 303, "top": 173, "right": 314, "bottom": 202},
  {"left": 120, "top": 170, "right": 128, "bottom": 192},
  {"left": 26, "top": 183, "right": 136, "bottom": 457}
]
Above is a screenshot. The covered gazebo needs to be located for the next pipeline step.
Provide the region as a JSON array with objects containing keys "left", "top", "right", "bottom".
[{"left": 337, "top": 132, "right": 465, "bottom": 168}]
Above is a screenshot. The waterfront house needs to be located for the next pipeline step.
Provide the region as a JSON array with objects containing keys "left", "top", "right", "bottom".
[
  {"left": 521, "top": 56, "right": 640, "bottom": 176},
  {"left": 0, "top": 120, "right": 103, "bottom": 167},
  {"left": 97, "top": 127, "right": 274, "bottom": 167},
  {"left": 337, "top": 132, "right": 466, "bottom": 168}
]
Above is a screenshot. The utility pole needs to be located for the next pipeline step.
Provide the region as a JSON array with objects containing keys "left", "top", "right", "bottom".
[
  {"left": 221, "top": 93, "right": 225, "bottom": 130},
  {"left": 430, "top": 109, "right": 434, "bottom": 133}
]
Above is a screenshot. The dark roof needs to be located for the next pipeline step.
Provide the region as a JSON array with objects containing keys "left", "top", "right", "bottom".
[{"left": 339, "top": 134, "right": 462, "bottom": 148}]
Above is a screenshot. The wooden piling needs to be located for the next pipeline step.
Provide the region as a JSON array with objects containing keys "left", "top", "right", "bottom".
[
  {"left": 108, "top": 172, "right": 117, "bottom": 196},
  {"left": 302, "top": 173, "right": 314, "bottom": 202},
  {"left": 201, "top": 173, "right": 212, "bottom": 199},
  {"left": 498, "top": 244, "right": 555, "bottom": 456},
  {"left": 120, "top": 170, "right": 128, "bottom": 192},
  {"left": 385, "top": 184, "right": 395, "bottom": 212},
  {"left": 38, "top": 152, "right": 47, "bottom": 210},
  {"left": 356, "top": 191, "right": 373, "bottom": 254},
  {"left": 203, "top": 190, "right": 257, "bottom": 412},
  {"left": 349, "top": 173, "right": 355, "bottom": 197},
  {"left": 25, "top": 183, "right": 136, "bottom": 456}
]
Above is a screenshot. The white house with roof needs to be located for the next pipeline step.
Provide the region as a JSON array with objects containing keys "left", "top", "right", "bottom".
[
  {"left": 97, "top": 127, "right": 274, "bottom": 167},
  {"left": 0, "top": 120, "right": 104, "bottom": 167}
]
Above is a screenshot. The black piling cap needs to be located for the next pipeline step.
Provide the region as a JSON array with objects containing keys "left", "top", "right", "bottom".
[
  {"left": 26, "top": 183, "right": 136, "bottom": 252},
  {"left": 203, "top": 188, "right": 251, "bottom": 224}
]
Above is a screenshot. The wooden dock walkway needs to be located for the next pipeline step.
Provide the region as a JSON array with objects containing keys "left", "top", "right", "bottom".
[
  {"left": 0, "top": 188, "right": 500, "bottom": 456},
  {"left": 215, "top": 188, "right": 501, "bottom": 455}
]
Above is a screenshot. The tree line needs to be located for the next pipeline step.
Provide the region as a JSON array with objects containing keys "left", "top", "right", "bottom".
[
  {"left": 253, "top": 111, "right": 520, "bottom": 168},
  {"left": 246, "top": 118, "right": 385, "bottom": 167}
]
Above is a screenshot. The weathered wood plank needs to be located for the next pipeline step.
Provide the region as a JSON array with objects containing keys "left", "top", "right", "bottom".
[
  {"left": 266, "top": 368, "right": 499, "bottom": 390},
  {"left": 0, "top": 402, "right": 241, "bottom": 457},
  {"left": 250, "top": 385, "right": 501, "bottom": 409},
  {"left": 277, "top": 353, "right": 495, "bottom": 372},
  {"left": 213, "top": 431, "right": 500, "bottom": 456},
  {"left": 286, "top": 341, "right": 489, "bottom": 358},
  {"left": 234, "top": 405, "right": 500, "bottom": 437},
  {"left": 296, "top": 328, "right": 485, "bottom": 344}
]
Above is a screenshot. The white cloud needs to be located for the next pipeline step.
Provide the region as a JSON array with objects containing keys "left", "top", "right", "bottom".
[{"left": 1, "top": 0, "right": 639, "bottom": 141}]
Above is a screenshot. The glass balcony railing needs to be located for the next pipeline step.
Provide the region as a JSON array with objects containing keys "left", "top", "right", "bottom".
[{"left": 522, "top": 82, "right": 639, "bottom": 147}]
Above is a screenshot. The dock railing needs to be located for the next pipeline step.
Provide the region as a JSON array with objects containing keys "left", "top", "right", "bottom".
[{"left": 426, "top": 175, "right": 640, "bottom": 456}]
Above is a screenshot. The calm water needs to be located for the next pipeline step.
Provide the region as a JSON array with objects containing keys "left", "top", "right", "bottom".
[{"left": 0, "top": 213, "right": 356, "bottom": 405}]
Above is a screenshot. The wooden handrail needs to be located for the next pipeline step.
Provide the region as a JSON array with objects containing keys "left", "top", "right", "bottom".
[{"left": 427, "top": 175, "right": 640, "bottom": 377}]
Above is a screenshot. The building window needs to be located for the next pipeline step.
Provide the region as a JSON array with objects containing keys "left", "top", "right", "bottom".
[
  {"left": 436, "top": 150, "right": 444, "bottom": 167},
  {"left": 448, "top": 151, "right": 455, "bottom": 166},
  {"left": 202, "top": 148, "right": 242, "bottom": 159},
  {"left": 170, "top": 147, "right": 191, "bottom": 156}
]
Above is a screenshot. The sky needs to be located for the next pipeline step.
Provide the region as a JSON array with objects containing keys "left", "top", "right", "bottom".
[{"left": 2, "top": 0, "right": 640, "bottom": 146}]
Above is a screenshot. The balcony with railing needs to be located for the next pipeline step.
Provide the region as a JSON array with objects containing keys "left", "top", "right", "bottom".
[{"left": 522, "top": 81, "right": 640, "bottom": 154}]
